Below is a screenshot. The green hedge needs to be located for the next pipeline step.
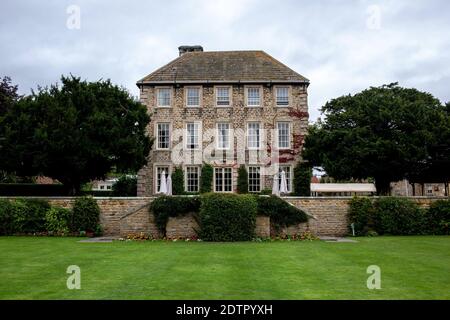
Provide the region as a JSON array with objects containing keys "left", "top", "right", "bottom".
[
  {"left": 72, "top": 197, "right": 100, "bottom": 232},
  {"left": 293, "top": 162, "right": 312, "bottom": 196},
  {"left": 348, "top": 197, "right": 375, "bottom": 235},
  {"left": 150, "top": 196, "right": 201, "bottom": 234},
  {"left": 0, "top": 199, "right": 16, "bottom": 235},
  {"left": 112, "top": 176, "right": 137, "bottom": 196},
  {"left": 257, "top": 195, "right": 308, "bottom": 230},
  {"left": 171, "top": 167, "right": 185, "bottom": 195},
  {"left": 200, "top": 164, "right": 213, "bottom": 193},
  {"left": 45, "top": 207, "right": 72, "bottom": 234},
  {"left": 427, "top": 200, "right": 450, "bottom": 235},
  {"left": 237, "top": 165, "right": 248, "bottom": 194},
  {"left": 374, "top": 197, "right": 426, "bottom": 235},
  {"left": 198, "top": 193, "right": 257, "bottom": 241},
  {"left": 347, "top": 197, "right": 447, "bottom": 236}
]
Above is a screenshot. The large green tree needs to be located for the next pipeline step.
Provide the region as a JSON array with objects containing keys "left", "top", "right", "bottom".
[
  {"left": 303, "top": 83, "right": 448, "bottom": 195},
  {"left": 0, "top": 75, "right": 151, "bottom": 194}
]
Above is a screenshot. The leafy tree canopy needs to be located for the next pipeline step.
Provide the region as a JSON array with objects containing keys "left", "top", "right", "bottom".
[
  {"left": 303, "top": 83, "right": 449, "bottom": 195},
  {"left": 0, "top": 75, "right": 151, "bottom": 194}
]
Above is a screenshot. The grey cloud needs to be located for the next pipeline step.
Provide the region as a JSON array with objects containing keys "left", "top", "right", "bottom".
[{"left": 1, "top": 0, "right": 449, "bottom": 121}]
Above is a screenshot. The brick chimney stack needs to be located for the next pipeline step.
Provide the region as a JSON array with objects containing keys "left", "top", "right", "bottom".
[{"left": 178, "top": 45, "right": 204, "bottom": 56}]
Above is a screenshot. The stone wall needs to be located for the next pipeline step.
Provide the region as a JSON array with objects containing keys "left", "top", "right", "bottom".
[{"left": 3, "top": 196, "right": 446, "bottom": 238}]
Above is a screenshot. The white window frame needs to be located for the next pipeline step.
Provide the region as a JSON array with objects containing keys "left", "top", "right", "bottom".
[
  {"left": 247, "top": 122, "right": 261, "bottom": 150},
  {"left": 216, "top": 122, "right": 231, "bottom": 150},
  {"left": 185, "top": 166, "right": 200, "bottom": 193},
  {"left": 245, "top": 86, "right": 262, "bottom": 107},
  {"left": 154, "top": 165, "right": 171, "bottom": 193},
  {"left": 275, "top": 86, "right": 290, "bottom": 107},
  {"left": 156, "top": 87, "right": 172, "bottom": 107},
  {"left": 185, "top": 122, "right": 201, "bottom": 150},
  {"left": 155, "top": 122, "right": 171, "bottom": 150},
  {"left": 185, "top": 86, "right": 201, "bottom": 108},
  {"left": 215, "top": 86, "right": 232, "bottom": 107},
  {"left": 248, "top": 166, "right": 261, "bottom": 193},
  {"left": 214, "top": 167, "right": 233, "bottom": 192},
  {"left": 277, "top": 121, "right": 291, "bottom": 149},
  {"left": 279, "top": 165, "right": 292, "bottom": 193}
]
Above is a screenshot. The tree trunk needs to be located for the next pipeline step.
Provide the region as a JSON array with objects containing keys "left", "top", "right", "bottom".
[{"left": 375, "top": 178, "right": 391, "bottom": 196}]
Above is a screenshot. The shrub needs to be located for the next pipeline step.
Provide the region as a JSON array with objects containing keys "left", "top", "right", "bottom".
[
  {"left": 171, "top": 167, "right": 185, "bottom": 195},
  {"left": 260, "top": 188, "right": 272, "bottom": 195},
  {"left": 198, "top": 193, "right": 257, "bottom": 241},
  {"left": 373, "top": 197, "right": 426, "bottom": 235},
  {"left": 237, "top": 165, "right": 248, "bottom": 194},
  {"left": 257, "top": 195, "right": 308, "bottom": 230},
  {"left": 45, "top": 207, "right": 72, "bottom": 234},
  {"left": 13, "top": 199, "right": 50, "bottom": 233},
  {"left": 112, "top": 175, "right": 137, "bottom": 196},
  {"left": 150, "top": 196, "right": 201, "bottom": 234},
  {"left": 293, "top": 162, "right": 312, "bottom": 196},
  {"left": 200, "top": 164, "right": 213, "bottom": 193},
  {"left": 348, "top": 197, "right": 375, "bottom": 235},
  {"left": 427, "top": 200, "right": 450, "bottom": 235},
  {"left": 0, "top": 199, "right": 16, "bottom": 235},
  {"left": 72, "top": 196, "right": 100, "bottom": 232}
]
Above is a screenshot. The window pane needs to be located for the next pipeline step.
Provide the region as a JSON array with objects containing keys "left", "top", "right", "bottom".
[
  {"left": 156, "top": 166, "right": 169, "bottom": 191},
  {"left": 217, "top": 87, "right": 230, "bottom": 105},
  {"left": 248, "top": 166, "right": 261, "bottom": 192},
  {"left": 187, "top": 88, "right": 200, "bottom": 106},
  {"left": 247, "top": 123, "right": 260, "bottom": 149},
  {"left": 217, "top": 123, "right": 230, "bottom": 149},
  {"left": 224, "top": 168, "right": 232, "bottom": 192},
  {"left": 214, "top": 168, "right": 232, "bottom": 192},
  {"left": 157, "top": 88, "right": 171, "bottom": 106},
  {"left": 276, "top": 87, "right": 289, "bottom": 106},
  {"left": 186, "top": 123, "right": 199, "bottom": 149},
  {"left": 247, "top": 87, "right": 260, "bottom": 106},
  {"left": 186, "top": 167, "right": 199, "bottom": 192},
  {"left": 157, "top": 123, "right": 170, "bottom": 149},
  {"left": 279, "top": 166, "right": 291, "bottom": 192},
  {"left": 214, "top": 168, "right": 223, "bottom": 192},
  {"left": 277, "top": 122, "right": 290, "bottom": 148}
]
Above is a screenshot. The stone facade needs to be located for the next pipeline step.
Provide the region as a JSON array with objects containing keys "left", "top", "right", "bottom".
[
  {"left": 391, "top": 179, "right": 449, "bottom": 197},
  {"left": 137, "top": 84, "right": 309, "bottom": 195},
  {"left": 136, "top": 49, "right": 310, "bottom": 196}
]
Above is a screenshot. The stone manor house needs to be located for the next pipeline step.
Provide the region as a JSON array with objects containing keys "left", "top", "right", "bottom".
[{"left": 136, "top": 46, "right": 309, "bottom": 196}]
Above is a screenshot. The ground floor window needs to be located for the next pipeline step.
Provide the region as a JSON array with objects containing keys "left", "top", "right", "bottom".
[
  {"left": 279, "top": 165, "right": 292, "bottom": 192},
  {"left": 155, "top": 166, "right": 169, "bottom": 192},
  {"left": 248, "top": 166, "right": 261, "bottom": 192},
  {"left": 186, "top": 166, "right": 200, "bottom": 193},
  {"left": 214, "top": 167, "right": 232, "bottom": 192}
]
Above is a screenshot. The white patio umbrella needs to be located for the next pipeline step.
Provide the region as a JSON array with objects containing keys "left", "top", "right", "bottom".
[
  {"left": 166, "top": 174, "right": 172, "bottom": 195},
  {"left": 159, "top": 170, "right": 168, "bottom": 194},
  {"left": 272, "top": 173, "right": 280, "bottom": 196},
  {"left": 279, "top": 170, "right": 288, "bottom": 194}
]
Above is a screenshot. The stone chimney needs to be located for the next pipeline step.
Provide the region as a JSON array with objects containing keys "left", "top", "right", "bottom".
[{"left": 178, "top": 45, "right": 203, "bottom": 56}]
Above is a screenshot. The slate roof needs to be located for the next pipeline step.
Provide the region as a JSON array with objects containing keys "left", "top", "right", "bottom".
[{"left": 137, "top": 50, "right": 309, "bottom": 85}]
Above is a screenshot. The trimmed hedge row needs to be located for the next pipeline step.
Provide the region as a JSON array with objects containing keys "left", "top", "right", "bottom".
[
  {"left": 349, "top": 197, "right": 450, "bottom": 236},
  {"left": 0, "top": 197, "right": 101, "bottom": 236},
  {"left": 149, "top": 194, "right": 309, "bottom": 241},
  {"left": 199, "top": 193, "right": 257, "bottom": 241}
]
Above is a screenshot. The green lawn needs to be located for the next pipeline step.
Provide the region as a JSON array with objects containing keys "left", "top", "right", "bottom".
[{"left": 0, "top": 236, "right": 449, "bottom": 299}]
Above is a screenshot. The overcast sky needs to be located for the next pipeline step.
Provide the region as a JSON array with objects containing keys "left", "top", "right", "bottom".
[{"left": 1, "top": 0, "right": 449, "bottom": 121}]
